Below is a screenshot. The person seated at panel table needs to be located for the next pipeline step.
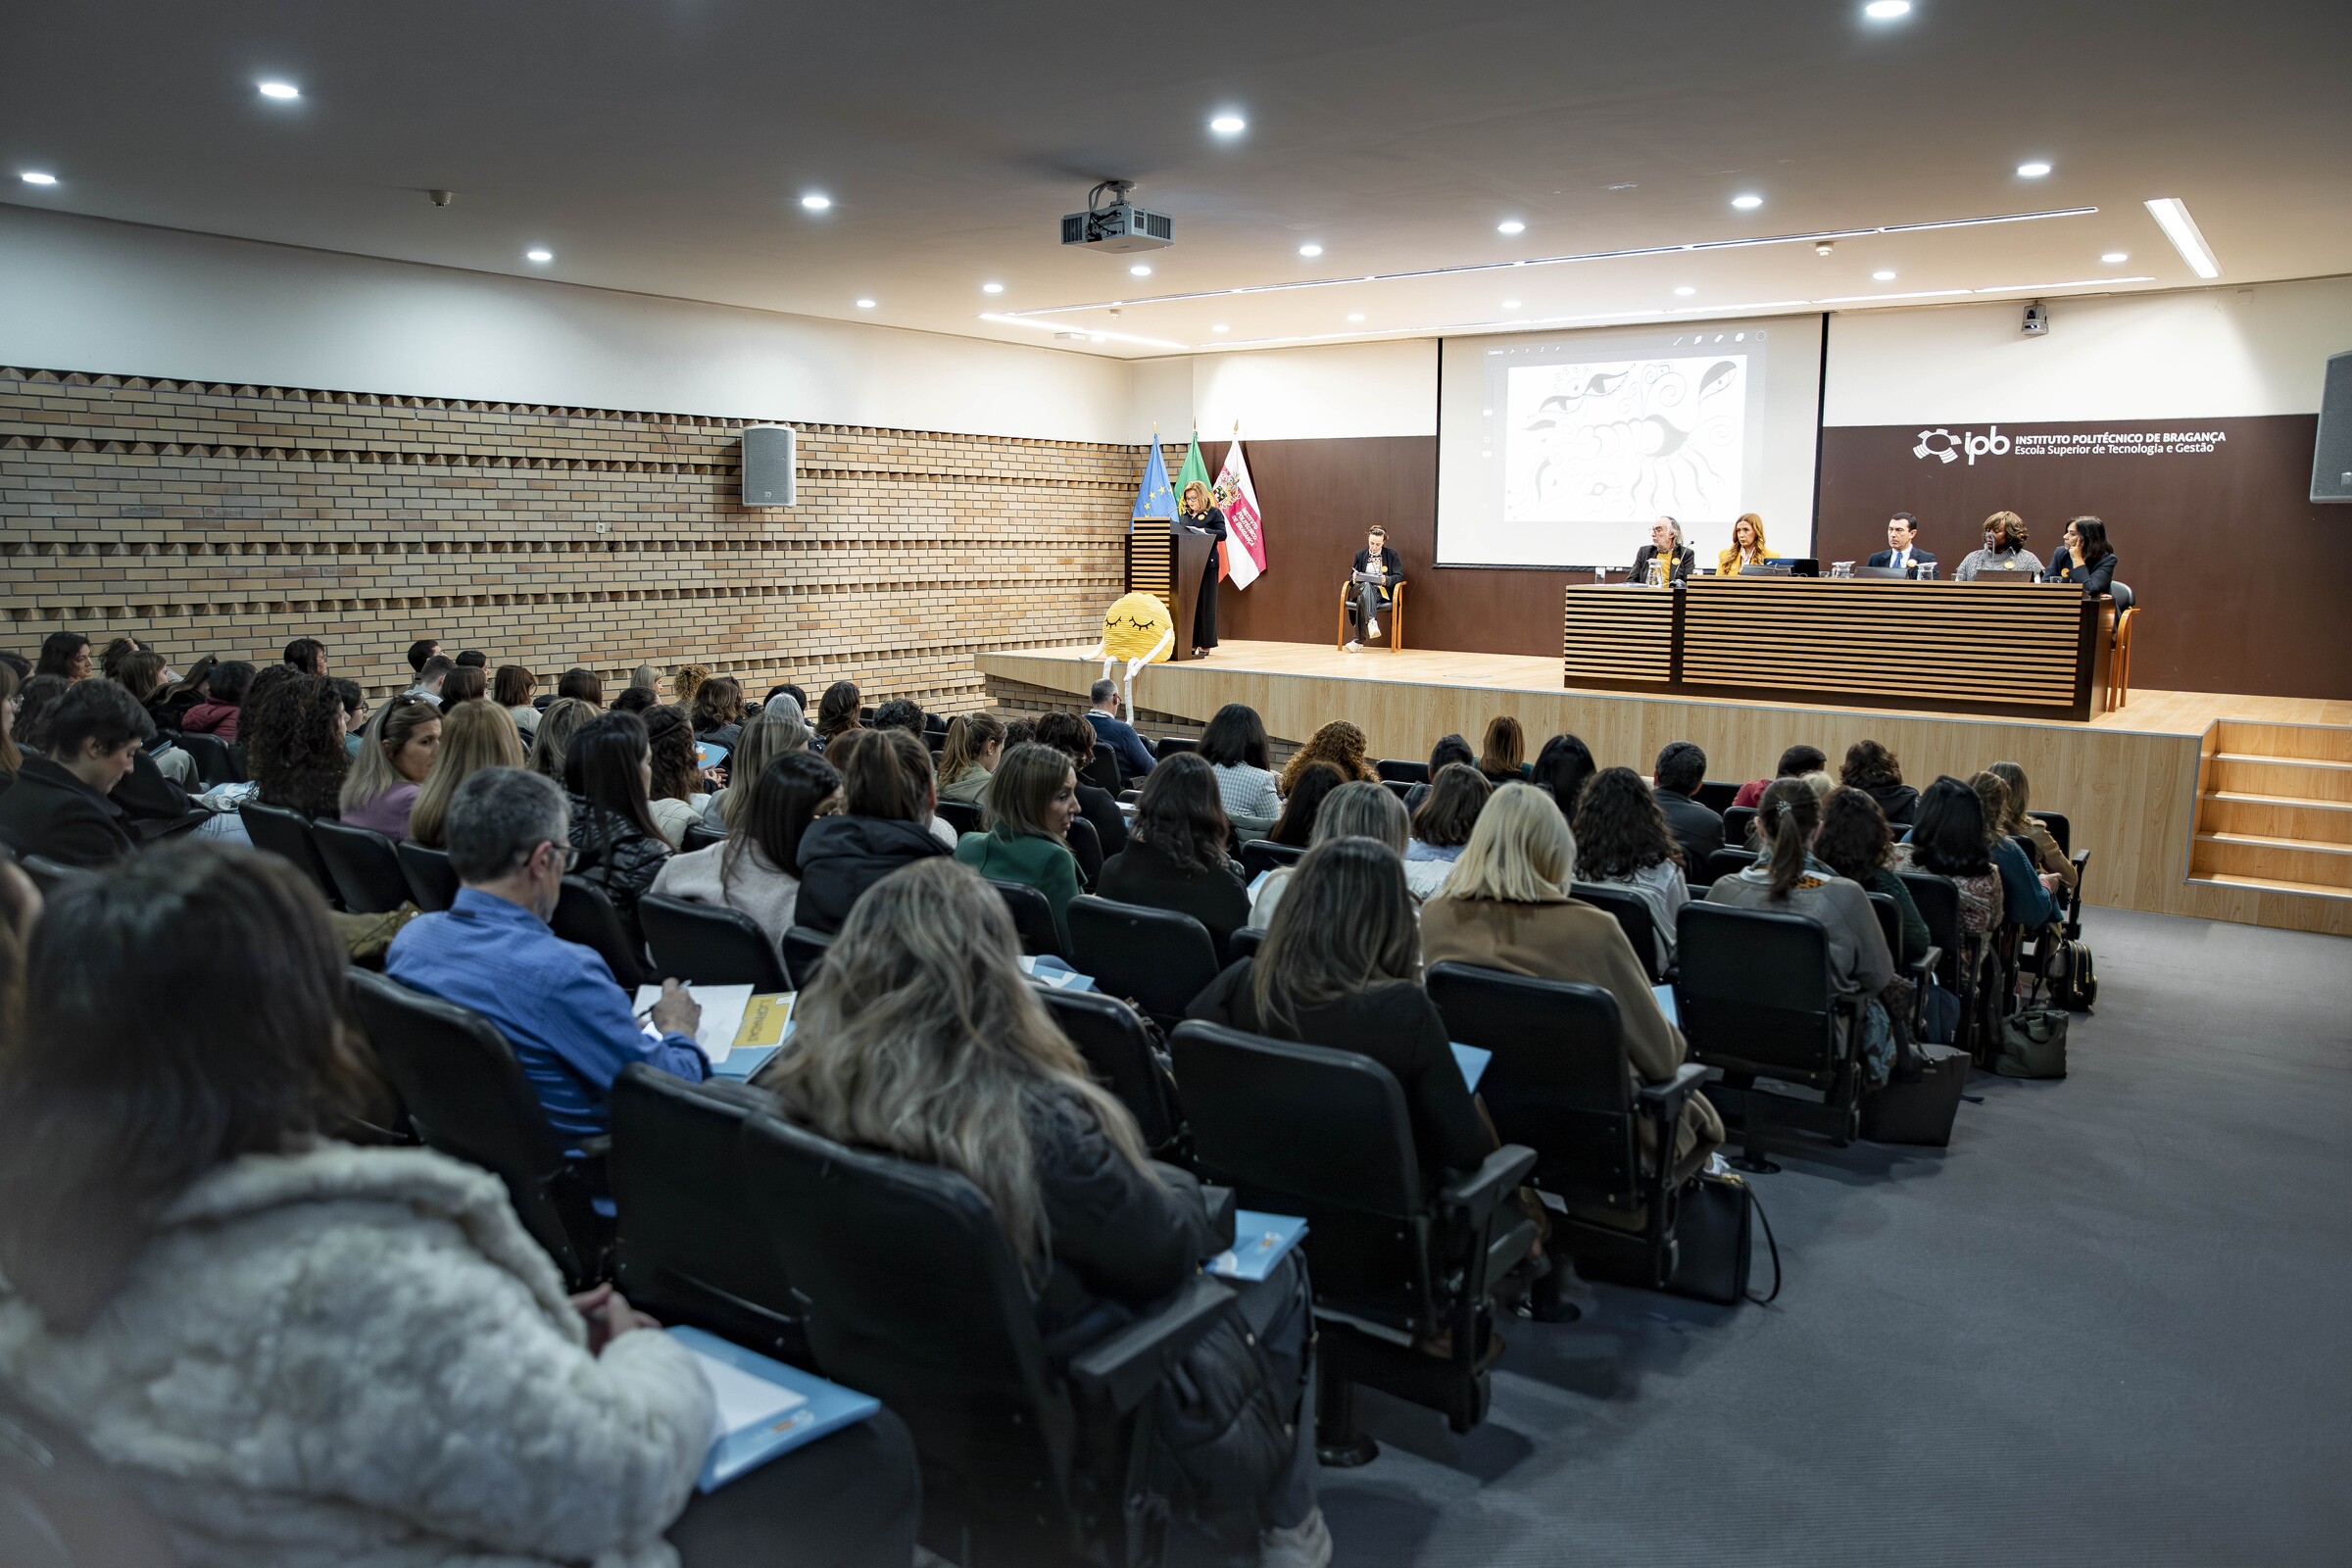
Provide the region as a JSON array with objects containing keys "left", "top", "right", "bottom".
[
  {"left": 2047, "top": 515, "right": 2119, "bottom": 596},
  {"left": 1716, "top": 513, "right": 1780, "bottom": 576},
  {"left": 1952, "top": 510, "right": 2044, "bottom": 580},
  {"left": 1629, "top": 516, "right": 1696, "bottom": 585},
  {"left": 1866, "top": 512, "right": 1938, "bottom": 575},
  {"left": 1344, "top": 525, "right": 1405, "bottom": 651}
]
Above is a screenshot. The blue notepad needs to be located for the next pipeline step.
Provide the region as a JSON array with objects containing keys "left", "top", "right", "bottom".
[
  {"left": 710, "top": 1045, "right": 781, "bottom": 1081},
  {"left": 1449, "top": 1041, "right": 1492, "bottom": 1091},
  {"left": 667, "top": 1326, "right": 881, "bottom": 1492},
  {"left": 696, "top": 741, "right": 729, "bottom": 769},
  {"left": 1652, "top": 984, "right": 1680, "bottom": 1028},
  {"left": 1206, "top": 1210, "right": 1308, "bottom": 1283}
]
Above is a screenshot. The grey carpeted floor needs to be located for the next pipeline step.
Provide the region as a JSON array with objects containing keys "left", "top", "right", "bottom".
[{"left": 1320, "top": 906, "right": 2352, "bottom": 1566}]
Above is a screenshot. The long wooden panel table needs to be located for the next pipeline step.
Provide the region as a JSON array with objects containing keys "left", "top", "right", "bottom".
[{"left": 1562, "top": 577, "right": 2115, "bottom": 719}]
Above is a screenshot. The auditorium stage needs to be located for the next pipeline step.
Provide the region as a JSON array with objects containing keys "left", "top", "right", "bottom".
[{"left": 977, "top": 640, "right": 2352, "bottom": 938}]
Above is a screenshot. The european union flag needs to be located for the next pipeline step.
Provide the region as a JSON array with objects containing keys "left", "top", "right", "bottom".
[{"left": 1131, "top": 439, "right": 1175, "bottom": 527}]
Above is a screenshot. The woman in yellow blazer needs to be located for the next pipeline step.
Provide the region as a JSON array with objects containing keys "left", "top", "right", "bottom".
[{"left": 1717, "top": 513, "right": 1779, "bottom": 576}]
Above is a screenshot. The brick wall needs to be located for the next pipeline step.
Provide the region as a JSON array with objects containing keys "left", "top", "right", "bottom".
[{"left": 0, "top": 366, "right": 1136, "bottom": 710}]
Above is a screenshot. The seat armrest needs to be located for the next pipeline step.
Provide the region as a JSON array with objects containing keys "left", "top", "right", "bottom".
[
  {"left": 1906, "top": 946, "right": 1942, "bottom": 981},
  {"left": 1198, "top": 1183, "right": 1239, "bottom": 1250},
  {"left": 1435, "top": 1143, "right": 1538, "bottom": 1229},
  {"left": 1066, "top": 1276, "right": 1234, "bottom": 1418},
  {"left": 1635, "top": 1061, "right": 1709, "bottom": 1110}
]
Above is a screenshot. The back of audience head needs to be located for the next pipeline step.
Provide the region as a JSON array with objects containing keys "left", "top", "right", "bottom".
[
  {"left": 1531, "top": 732, "right": 1597, "bottom": 817},
  {"left": 1814, "top": 787, "right": 1893, "bottom": 886},
  {"left": 526, "top": 696, "right": 594, "bottom": 783},
  {"left": 45, "top": 680, "right": 155, "bottom": 795},
  {"left": 1127, "top": 752, "right": 1229, "bottom": 871},
  {"left": 1984, "top": 760, "right": 2035, "bottom": 832},
  {"left": 756, "top": 857, "right": 1146, "bottom": 1271},
  {"left": 870, "top": 696, "right": 924, "bottom": 735},
  {"left": 406, "top": 637, "right": 441, "bottom": 674},
  {"left": 1969, "top": 771, "right": 2015, "bottom": 851},
  {"left": 1313, "top": 778, "right": 1409, "bottom": 856},
  {"left": 206, "top": 660, "right": 256, "bottom": 710},
  {"left": 1197, "top": 703, "right": 1271, "bottom": 771},
  {"left": 1754, "top": 777, "right": 1824, "bottom": 898},
  {"left": 630, "top": 662, "right": 662, "bottom": 695},
  {"left": 564, "top": 711, "right": 661, "bottom": 841},
  {"left": 155, "top": 656, "right": 215, "bottom": 711},
  {"left": 439, "top": 664, "right": 486, "bottom": 707},
  {"left": 1653, "top": 740, "right": 1707, "bottom": 799},
  {"left": 1776, "top": 743, "right": 1827, "bottom": 779},
  {"left": 0, "top": 650, "right": 30, "bottom": 684},
  {"left": 412, "top": 654, "right": 456, "bottom": 694},
  {"left": 492, "top": 664, "right": 536, "bottom": 710},
  {"left": 1478, "top": 714, "right": 1525, "bottom": 780},
  {"left": 1279, "top": 719, "right": 1371, "bottom": 796},
  {"left": 1573, "top": 765, "right": 1682, "bottom": 877},
  {"left": 556, "top": 666, "right": 604, "bottom": 708},
  {"left": 1032, "top": 709, "right": 1099, "bottom": 770},
  {"left": 110, "top": 649, "right": 169, "bottom": 706},
  {"left": 1002, "top": 716, "right": 1036, "bottom": 751},
  {"left": 1840, "top": 739, "right": 1903, "bottom": 791},
  {"left": 454, "top": 651, "right": 485, "bottom": 672},
  {"left": 832, "top": 726, "right": 935, "bottom": 822},
  {"left": 1252, "top": 836, "right": 1420, "bottom": 1037},
  {"left": 768, "top": 682, "right": 808, "bottom": 712},
  {"left": 1411, "top": 761, "right": 1491, "bottom": 850},
  {"left": 694, "top": 676, "right": 745, "bottom": 734},
  {"left": 1798, "top": 769, "right": 1836, "bottom": 803},
  {"left": 1268, "top": 760, "right": 1345, "bottom": 847},
  {"left": 612, "top": 683, "right": 658, "bottom": 715},
  {"left": 983, "top": 741, "right": 1074, "bottom": 841},
  {"left": 1443, "top": 781, "right": 1572, "bottom": 903},
  {"left": 408, "top": 700, "right": 525, "bottom": 847},
  {"left": 282, "top": 637, "right": 327, "bottom": 676},
  {"left": 937, "top": 711, "right": 1004, "bottom": 784},
  {"left": 341, "top": 695, "right": 441, "bottom": 816},
  {"left": 671, "top": 663, "right": 710, "bottom": 710},
  {"left": 447, "top": 766, "right": 570, "bottom": 914},
  {"left": 815, "top": 680, "right": 861, "bottom": 741},
  {"left": 642, "top": 705, "right": 700, "bottom": 804},
  {"left": 97, "top": 637, "right": 149, "bottom": 685},
  {"left": 245, "top": 662, "right": 298, "bottom": 715},
  {"left": 1911, "top": 776, "right": 1992, "bottom": 876},
  {"left": 0, "top": 842, "right": 380, "bottom": 1331},
  {"left": 716, "top": 712, "right": 800, "bottom": 827},
  {"left": 244, "top": 671, "right": 348, "bottom": 819},
  {"left": 331, "top": 678, "right": 366, "bottom": 730},
  {"left": 1428, "top": 732, "right": 1474, "bottom": 775},
  {"left": 728, "top": 752, "right": 841, "bottom": 882},
  {"left": 36, "top": 631, "right": 92, "bottom": 682},
  {"left": 17, "top": 675, "right": 70, "bottom": 756}
]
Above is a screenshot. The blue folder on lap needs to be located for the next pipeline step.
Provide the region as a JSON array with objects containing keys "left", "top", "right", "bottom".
[
  {"left": 1206, "top": 1211, "right": 1308, "bottom": 1283},
  {"left": 1449, "top": 1041, "right": 1492, "bottom": 1090},
  {"left": 667, "top": 1326, "right": 881, "bottom": 1492}
]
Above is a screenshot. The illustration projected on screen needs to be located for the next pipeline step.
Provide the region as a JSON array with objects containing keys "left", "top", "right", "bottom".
[{"left": 1502, "top": 355, "right": 1745, "bottom": 522}]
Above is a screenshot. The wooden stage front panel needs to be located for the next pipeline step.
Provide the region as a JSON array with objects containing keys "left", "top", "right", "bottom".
[
  {"left": 1563, "top": 578, "right": 2113, "bottom": 720},
  {"left": 978, "top": 640, "right": 2351, "bottom": 938}
]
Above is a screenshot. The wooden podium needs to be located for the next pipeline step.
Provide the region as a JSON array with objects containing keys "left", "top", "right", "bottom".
[{"left": 1168, "top": 527, "right": 1216, "bottom": 662}]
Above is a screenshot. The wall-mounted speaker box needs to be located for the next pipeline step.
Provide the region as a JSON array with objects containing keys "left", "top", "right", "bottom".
[
  {"left": 2316, "top": 350, "right": 2352, "bottom": 503},
  {"left": 742, "top": 423, "right": 798, "bottom": 507}
]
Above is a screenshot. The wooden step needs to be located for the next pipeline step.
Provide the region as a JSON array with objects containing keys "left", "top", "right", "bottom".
[
  {"left": 2207, "top": 754, "right": 2352, "bottom": 803},
  {"left": 2200, "top": 791, "right": 2352, "bottom": 844},
  {"left": 2187, "top": 871, "right": 2352, "bottom": 904},
  {"left": 2213, "top": 720, "right": 2352, "bottom": 763},
  {"left": 2190, "top": 831, "right": 2352, "bottom": 890}
]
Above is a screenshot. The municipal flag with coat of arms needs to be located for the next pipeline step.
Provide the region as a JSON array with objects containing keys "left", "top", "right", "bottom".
[{"left": 1212, "top": 433, "right": 1266, "bottom": 590}]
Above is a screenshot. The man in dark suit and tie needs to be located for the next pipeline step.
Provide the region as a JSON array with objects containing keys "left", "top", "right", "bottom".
[{"left": 1866, "top": 513, "right": 1937, "bottom": 576}]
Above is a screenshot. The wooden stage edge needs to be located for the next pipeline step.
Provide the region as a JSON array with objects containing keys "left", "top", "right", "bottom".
[{"left": 977, "top": 640, "right": 2352, "bottom": 939}]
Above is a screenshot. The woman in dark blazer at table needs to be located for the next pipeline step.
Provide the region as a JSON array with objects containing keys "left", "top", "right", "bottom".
[
  {"left": 1176, "top": 479, "right": 1226, "bottom": 657},
  {"left": 1628, "top": 516, "right": 1696, "bottom": 585},
  {"left": 2048, "top": 515, "right": 2119, "bottom": 596}
]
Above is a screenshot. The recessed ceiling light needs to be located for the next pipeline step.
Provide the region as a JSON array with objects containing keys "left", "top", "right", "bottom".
[
  {"left": 2017, "top": 162, "right": 2052, "bottom": 178},
  {"left": 1674, "top": 286, "right": 1696, "bottom": 296},
  {"left": 1128, "top": 264, "right": 1152, "bottom": 277},
  {"left": 257, "top": 81, "right": 300, "bottom": 100},
  {"left": 2101, "top": 251, "right": 2130, "bottom": 264},
  {"left": 1731, "top": 193, "right": 1763, "bottom": 210},
  {"left": 19, "top": 171, "right": 57, "bottom": 185},
  {"left": 801, "top": 193, "right": 832, "bottom": 211},
  {"left": 1298, "top": 243, "right": 1323, "bottom": 258},
  {"left": 1208, "top": 113, "right": 1247, "bottom": 135},
  {"left": 1347, "top": 313, "right": 1365, "bottom": 322},
  {"left": 1211, "top": 323, "right": 1229, "bottom": 333},
  {"left": 1496, "top": 220, "right": 1525, "bottom": 236},
  {"left": 1501, "top": 299, "right": 1522, "bottom": 310},
  {"left": 981, "top": 281, "right": 1004, "bottom": 294},
  {"left": 2145, "top": 197, "right": 2220, "bottom": 278},
  {"left": 1863, "top": 0, "right": 1911, "bottom": 18},
  {"left": 855, "top": 297, "right": 876, "bottom": 309},
  {"left": 525, "top": 249, "right": 553, "bottom": 263},
  {"left": 1872, "top": 269, "right": 1897, "bottom": 280}
]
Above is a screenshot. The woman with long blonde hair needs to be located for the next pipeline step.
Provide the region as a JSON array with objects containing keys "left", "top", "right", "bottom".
[
  {"left": 1276, "top": 718, "right": 1377, "bottom": 796},
  {"left": 704, "top": 709, "right": 808, "bottom": 829},
  {"left": 1717, "top": 513, "right": 1778, "bottom": 576},
  {"left": 405, "top": 700, "right": 524, "bottom": 848},
  {"left": 1175, "top": 477, "right": 1227, "bottom": 658},
  {"left": 760, "top": 858, "right": 1326, "bottom": 1558}
]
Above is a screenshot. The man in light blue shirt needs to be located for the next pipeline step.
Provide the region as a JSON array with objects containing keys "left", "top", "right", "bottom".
[{"left": 387, "top": 766, "right": 707, "bottom": 1143}]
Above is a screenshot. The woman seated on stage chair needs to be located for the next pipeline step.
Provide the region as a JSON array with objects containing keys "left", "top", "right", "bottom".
[
  {"left": 1344, "top": 524, "right": 1402, "bottom": 652},
  {"left": 765, "top": 858, "right": 1329, "bottom": 1567},
  {"left": 1953, "top": 510, "right": 2045, "bottom": 581},
  {"left": 1716, "top": 513, "right": 1779, "bottom": 577},
  {"left": 2047, "top": 514, "right": 2119, "bottom": 596},
  {"left": 1629, "top": 515, "right": 1696, "bottom": 586}
]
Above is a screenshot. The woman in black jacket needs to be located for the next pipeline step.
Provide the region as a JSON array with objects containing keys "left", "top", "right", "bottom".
[
  {"left": 562, "top": 711, "right": 672, "bottom": 941},
  {"left": 1096, "top": 753, "right": 1250, "bottom": 960},
  {"left": 757, "top": 858, "right": 1324, "bottom": 1563},
  {"left": 2050, "top": 515, "right": 2119, "bottom": 596},
  {"left": 1176, "top": 479, "right": 1226, "bottom": 657},
  {"left": 1838, "top": 738, "right": 1918, "bottom": 826},
  {"left": 792, "top": 728, "right": 950, "bottom": 932}
]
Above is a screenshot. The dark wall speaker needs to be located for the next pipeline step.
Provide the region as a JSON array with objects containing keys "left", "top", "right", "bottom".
[
  {"left": 2315, "top": 349, "right": 2352, "bottom": 503},
  {"left": 742, "top": 423, "right": 798, "bottom": 507}
]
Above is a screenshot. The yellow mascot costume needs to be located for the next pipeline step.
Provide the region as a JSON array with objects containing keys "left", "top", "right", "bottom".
[{"left": 1086, "top": 591, "right": 1174, "bottom": 715}]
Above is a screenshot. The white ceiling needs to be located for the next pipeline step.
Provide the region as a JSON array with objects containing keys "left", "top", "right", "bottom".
[{"left": 4, "top": 0, "right": 2347, "bottom": 360}]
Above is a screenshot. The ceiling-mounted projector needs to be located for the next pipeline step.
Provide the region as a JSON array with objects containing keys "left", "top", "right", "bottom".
[{"left": 1061, "top": 179, "right": 1173, "bottom": 254}]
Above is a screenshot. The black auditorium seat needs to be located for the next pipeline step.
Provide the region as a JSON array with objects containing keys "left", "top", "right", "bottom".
[
  {"left": 1037, "top": 986, "right": 1183, "bottom": 1153},
  {"left": 1066, "top": 895, "right": 1222, "bottom": 1030},
  {"left": 312, "top": 820, "right": 412, "bottom": 913},
  {"left": 1675, "top": 901, "right": 1864, "bottom": 1170},
  {"left": 638, "top": 892, "right": 790, "bottom": 991}
]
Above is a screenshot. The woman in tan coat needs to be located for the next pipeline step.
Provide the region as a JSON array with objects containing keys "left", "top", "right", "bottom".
[{"left": 1421, "top": 783, "right": 1723, "bottom": 1162}]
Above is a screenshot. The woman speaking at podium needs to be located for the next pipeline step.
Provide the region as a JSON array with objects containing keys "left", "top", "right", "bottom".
[
  {"left": 1177, "top": 479, "right": 1226, "bottom": 658},
  {"left": 1629, "top": 516, "right": 1695, "bottom": 585}
]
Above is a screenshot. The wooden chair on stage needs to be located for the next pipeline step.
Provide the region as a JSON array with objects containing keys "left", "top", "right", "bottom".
[
  {"left": 1338, "top": 578, "right": 1407, "bottom": 651},
  {"left": 2105, "top": 582, "right": 2137, "bottom": 710}
]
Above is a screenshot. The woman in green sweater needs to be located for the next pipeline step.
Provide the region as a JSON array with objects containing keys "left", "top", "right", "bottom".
[{"left": 955, "top": 741, "right": 1084, "bottom": 950}]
